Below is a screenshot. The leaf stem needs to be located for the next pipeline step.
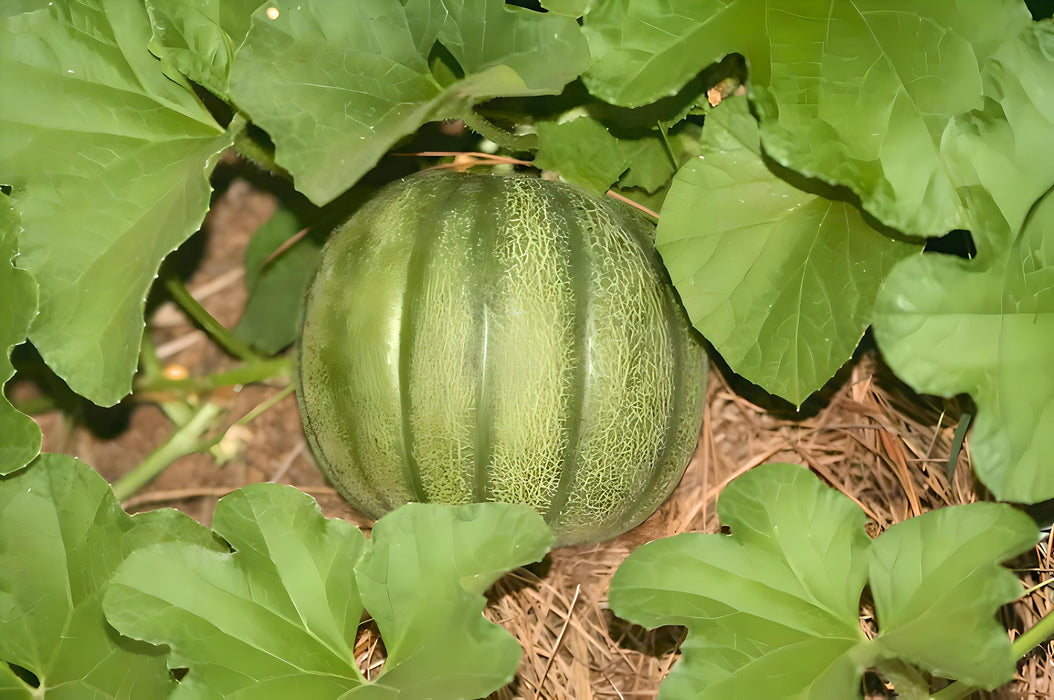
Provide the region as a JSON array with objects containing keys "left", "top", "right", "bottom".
[
  {"left": 164, "top": 276, "right": 262, "bottom": 361},
  {"left": 139, "top": 334, "right": 195, "bottom": 425},
  {"left": 1010, "top": 606, "right": 1054, "bottom": 664},
  {"left": 112, "top": 402, "right": 224, "bottom": 502},
  {"left": 134, "top": 356, "right": 291, "bottom": 396},
  {"left": 460, "top": 109, "right": 538, "bottom": 152},
  {"left": 231, "top": 122, "right": 292, "bottom": 180}
]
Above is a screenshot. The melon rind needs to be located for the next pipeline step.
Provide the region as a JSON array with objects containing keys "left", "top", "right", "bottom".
[{"left": 296, "top": 171, "right": 706, "bottom": 546}]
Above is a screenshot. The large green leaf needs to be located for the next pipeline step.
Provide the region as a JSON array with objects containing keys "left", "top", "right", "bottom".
[
  {"left": 582, "top": 1, "right": 1034, "bottom": 236},
  {"left": 869, "top": 504, "right": 1037, "bottom": 688},
  {"left": 229, "top": 0, "right": 589, "bottom": 206},
  {"left": 941, "top": 19, "right": 1054, "bottom": 249},
  {"left": 750, "top": 1, "right": 1031, "bottom": 237},
  {"left": 873, "top": 188, "right": 1054, "bottom": 503},
  {"left": 0, "top": 197, "right": 39, "bottom": 475},
  {"left": 0, "top": 454, "right": 221, "bottom": 698},
  {"left": 144, "top": 0, "right": 260, "bottom": 99},
  {"left": 105, "top": 490, "right": 553, "bottom": 698},
  {"left": 0, "top": 0, "right": 234, "bottom": 406},
  {"left": 656, "top": 99, "right": 918, "bottom": 404},
  {"left": 610, "top": 463, "right": 870, "bottom": 698},
  {"left": 581, "top": 0, "right": 760, "bottom": 109},
  {"left": 609, "top": 463, "right": 1036, "bottom": 698}
]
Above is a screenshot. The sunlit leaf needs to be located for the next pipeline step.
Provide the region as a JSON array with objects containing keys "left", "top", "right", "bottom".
[
  {"left": 144, "top": 0, "right": 260, "bottom": 99},
  {"left": 873, "top": 188, "right": 1054, "bottom": 502},
  {"left": 105, "top": 490, "right": 552, "bottom": 698},
  {"left": 229, "top": 0, "right": 589, "bottom": 205},
  {"left": 656, "top": 99, "right": 918, "bottom": 404},
  {"left": 0, "top": 0, "right": 234, "bottom": 405},
  {"left": 610, "top": 463, "right": 1036, "bottom": 698},
  {"left": 0, "top": 454, "right": 221, "bottom": 698}
]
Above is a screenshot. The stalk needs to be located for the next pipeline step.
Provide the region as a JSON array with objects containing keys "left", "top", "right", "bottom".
[
  {"left": 111, "top": 402, "right": 224, "bottom": 502},
  {"left": 460, "top": 109, "right": 538, "bottom": 152},
  {"left": 134, "top": 356, "right": 291, "bottom": 395},
  {"left": 163, "top": 276, "right": 262, "bottom": 361}
]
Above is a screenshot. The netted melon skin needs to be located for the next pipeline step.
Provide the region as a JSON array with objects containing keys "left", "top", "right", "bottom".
[{"left": 296, "top": 171, "right": 706, "bottom": 546}]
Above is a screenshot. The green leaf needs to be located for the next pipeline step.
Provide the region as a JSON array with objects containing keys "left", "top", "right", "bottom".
[
  {"left": 869, "top": 503, "right": 1037, "bottom": 689},
  {"left": 0, "top": 454, "right": 221, "bottom": 698},
  {"left": 144, "top": 0, "right": 259, "bottom": 99},
  {"left": 0, "top": 197, "right": 39, "bottom": 475},
  {"left": 354, "top": 503, "right": 553, "bottom": 696},
  {"left": 228, "top": 0, "right": 589, "bottom": 205},
  {"left": 656, "top": 99, "right": 918, "bottom": 404},
  {"left": 105, "top": 489, "right": 553, "bottom": 698},
  {"left": 582, "top": 2, "right": 1037, "bottom": 237},
  {"left": 0, "top": 0, "right": 235, "bottom": 406},
  {"left": 232, "top": 207, "right": 323, "bottom": 355},
  {"left": 610, "top": 463, "right": 870, "bottom": 699},
  {"left": 941, "top": 19, "right": 1054, "bottom": 249},
  {"left": 750, "top": 2, "right": 1032, "bottom": 237},
  {"left": 581, "top": 0, "right": 757, "bottom": 109},
  {"left": 610, "top": 462, "right": 1036, "bottom": 698},
  {"left": 540, "top": 0, "right": 591, "bottom": 17},
  {"left": 873, "top": 188, "right": 1054, "bottom": 502},
  {"left": 535, "top": 117, "right": 646, "bottom": 193}
]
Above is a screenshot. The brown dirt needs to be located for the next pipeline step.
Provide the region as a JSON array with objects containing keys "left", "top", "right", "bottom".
[{"left": 21, "top": 172, "right": 1054, "bottom": 699}]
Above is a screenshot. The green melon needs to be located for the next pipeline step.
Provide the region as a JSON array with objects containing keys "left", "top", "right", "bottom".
[{"left": 296, "top": 171, "right": 706, "bottom": 545}]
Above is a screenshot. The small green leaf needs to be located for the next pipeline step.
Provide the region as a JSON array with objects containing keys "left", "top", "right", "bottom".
[
  {"left": 535, "top": 117, "right": 640, "bottom": 193},
  {"left": 609, "top": 463, "right": 870, "bottom": 699},
  {"left": 105, "top": 489, "right": 552, "bottom": 698},
  {"left": 230, "top": 0, "right": 589, "bottom": 205},
  {"left": 873, "top": 188, "right": 1054, "bottom": 502},
  {"left": 233, "top": 207, "right": 323, "bottom": 355},
  {"left": 355, "top": 503, "right": 554, "bottom": 696},
  {"left": 0, "top": 454, "right": 220, "bottom": 698},
  {"left": 869, "top": 503, "right": 1037, "bottom": 689},
  {"left": 0, "top": 0, "right": 235, "bottom": 406},
  {"left": 0, "top": 197, "right": 39, "bottom": 474},
  {"left": 144, "top": 0, "right": 259, "bottom": 99},
  {"left": 656, "top": 99, "right": 918, "bottom": 404}
]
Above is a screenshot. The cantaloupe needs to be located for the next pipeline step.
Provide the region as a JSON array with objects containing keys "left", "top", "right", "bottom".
[{"left": 296, "top": 171, "right": 706, "bottom": 545}]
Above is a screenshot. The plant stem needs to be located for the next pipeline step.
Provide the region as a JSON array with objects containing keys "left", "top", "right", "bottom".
[
  {"left": 231, "top": 122, "right": 292, "bottom": 181},
  {"left": 139, "top": 334, "right": 195, "bottom": 425},
  {"left": 163, "top": 276, "right": 262, "bottom": 361},
  {"left": 134, "top": 356, "right": 291, "bottom": 395},
  {"left": 929, "top": 608, "right": 1054, "bottom": 700},
  {"left": 1011, "top": 606, "right": 1054, "bottom": 660},
  {"left": 112, "top": 402, "right": 224, "bottom": 502},
  {"left": 460, "top": 109, "right": 538, "bottom": 152}
]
